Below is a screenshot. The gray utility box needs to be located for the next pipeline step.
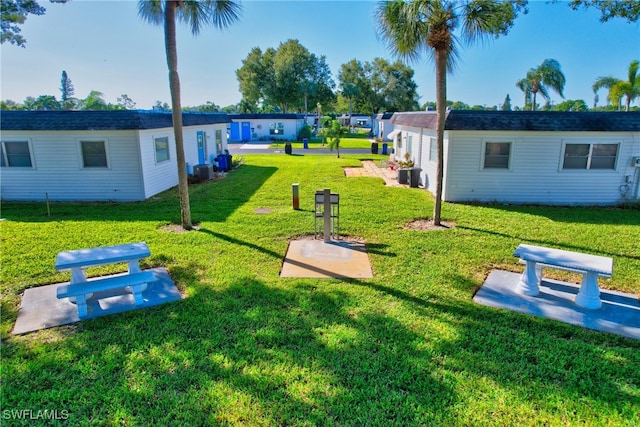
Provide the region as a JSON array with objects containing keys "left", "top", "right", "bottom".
[{"left": 194, "top": 164, "right": 214, "bottom": 181}]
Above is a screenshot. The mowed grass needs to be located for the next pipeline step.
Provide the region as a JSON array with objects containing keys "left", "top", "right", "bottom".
[
  {"left": 1, "top": 154, "right": 639, "bottom": 426},
  {"left": 271, "top": 138, "right": 373, "bottom": 150}
]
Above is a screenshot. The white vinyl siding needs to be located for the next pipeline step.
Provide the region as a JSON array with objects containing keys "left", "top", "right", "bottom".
[
  {"left": 444, "top": 131, "right": 634, "bottom": 205},
  {"left": 1, "top": 130, "right": 144, "bottom": 201}
]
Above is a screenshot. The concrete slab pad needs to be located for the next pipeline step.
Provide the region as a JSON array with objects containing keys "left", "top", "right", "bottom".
[
  {"left": 280, "top": 239, "right": 373, "bottom": 279},
  {"left": 474, "top": 270, "right": 640, "bottom": 340},
  {"left": 13, "top": 268, "right": 181, "bottom": 335}
]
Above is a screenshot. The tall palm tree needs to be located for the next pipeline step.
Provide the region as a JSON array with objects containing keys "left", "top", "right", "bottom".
[
  {"left": 138, "top": 0, "right": 241, "bottom": 230},
  {"left": 593, "top": 60, "right": 640, "bottom": 111},
  {"left": 377, "top": 0, "right": 526, "bottom": 225},
  {"left": 516, "top": 59, "right": 566, "bottom": 111}
]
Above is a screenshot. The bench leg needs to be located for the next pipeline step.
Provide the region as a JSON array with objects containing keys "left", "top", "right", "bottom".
[
  {"left": 126, "top": 261, "right": 147, "bottom": 292},
  {"left": 75, "top": 294, "right": 89, "bottom": 318},
  {"left": 131, "top": 284, "right": 145, "bottom": 306},
  {"left": 574, "top": 272, "right": 602, "bottom": 310},
  {"left": 515, "top": 260, "right": 540, "bottom": 296}
]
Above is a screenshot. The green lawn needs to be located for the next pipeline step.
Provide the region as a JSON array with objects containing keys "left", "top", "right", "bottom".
[
  {"left": 2, "top": 154, "right": 639, "bottom": 426},
  {"left": 270, "top": 137, "right": 374, "bottom": 150}
]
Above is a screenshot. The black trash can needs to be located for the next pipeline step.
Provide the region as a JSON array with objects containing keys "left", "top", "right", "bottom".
[
  {"left": 285, "top": 142, "right": 293, "bottom": 155},
  {"left": 397, "top": 168, "right": 409, "bottom": 184},
  {"left": 226, "top": 153, "right": 232, "bottom": 171},
  {"left": 371, "top": 142, "right": 379, "bottom": 154},
  {"left": 409, "top": 167, "right": 421, "bottom": 188}
]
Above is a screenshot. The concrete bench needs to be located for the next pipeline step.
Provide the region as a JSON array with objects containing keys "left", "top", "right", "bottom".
[
  {"left": 513, "top": 244, "right": 613, "bottom": 309},
  {"left": 56, "top": 271, "right": 156, "bottom": 318}
]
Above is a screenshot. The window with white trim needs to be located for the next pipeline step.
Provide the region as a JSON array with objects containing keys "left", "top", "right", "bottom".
[
  {"left": 269, "top": 122, "right": 284, "bottom": 135},
  {"left": 483, "top": 142, "right": 511, "bottom": 169},
  {"left": 1, "top": 141, "right": 33, "bottom": 167},
  {"left": 80, "top": 140, "right": 107, "bottom": 168},
  {"left": 562, "top": 143, "right": 618, "bottom": 170},
  {"left": 429, "top": 137, "right": 436, "bottom": 161},
  {"left": 154, "top": 137, "right": 170, "bottom": 163}
]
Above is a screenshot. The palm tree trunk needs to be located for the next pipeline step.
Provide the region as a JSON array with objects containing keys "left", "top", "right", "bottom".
[
  {"left": 164, "top": 1, "right": 192, "bottom": 230},
  {"left": 531, "top": 91, "right": 537, "bottom": 111},
  {"left": 433, "top": 48, "right": 447, "bottom": 227}
]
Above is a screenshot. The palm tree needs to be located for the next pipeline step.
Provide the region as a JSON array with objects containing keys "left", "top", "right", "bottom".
[
  {"left": 516, "top": 59, "right": 566, "bottom": 111},
  {"left": 376, "top": 0, "right": 526, "bottom": 225},
  {"left": 593, "top": 60, "right": 640, "bottom": 111},
  {"left": 138, "top": 0, "right": 241, "bottom": 230}
]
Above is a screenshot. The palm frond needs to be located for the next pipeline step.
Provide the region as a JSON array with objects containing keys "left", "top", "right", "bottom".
[
  {"left": 137, "top": 0, "right": 164, "bottom": 26},
  {"left": 592, "top": 76, "right": 619, "bottom": 93}
]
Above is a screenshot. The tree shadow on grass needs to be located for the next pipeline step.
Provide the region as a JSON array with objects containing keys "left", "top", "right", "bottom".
[
  {"left": 349, "top": 273, "right": 640, "bottom": 414},
  {"left": 457, "top": 224, "right": 640, "bottom": 261},
  {"left": 0, "top": 164, "right": 278, "bottom": 224},
  {"left": 456, "top": 203, "right": 640, "bottom": 226},
  {"left": 2, "top": 277, "right": 457, "bottom": 425}
]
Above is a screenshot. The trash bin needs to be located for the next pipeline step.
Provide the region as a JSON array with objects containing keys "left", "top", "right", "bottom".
[
  {"left": 382, "top": 143, "right": 388, "bottom": 155},
  {"left": 371, "top": 142, "right": 379, "bottom": 154},
  {"left": 397, "top": 168, "right": 409, "bottom": 184},
  {"left": 216, "top": 154, "right": 227, "bottom": 171},
  {"left": 303, "top": 138, "right": 309, "bottom": 149},
  {"left": 285, "top": 142, "right": 293, "bottom": 155},
  {"left": 226, "top": 153, "right": 232, "bottom": 171},
  {"left": 409, "top": 167, "right": 421, "bottom": 188}
]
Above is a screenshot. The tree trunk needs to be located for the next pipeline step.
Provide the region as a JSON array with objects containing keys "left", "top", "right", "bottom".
[
  {"left": 531, "top": 91, "right": 537, "bottom": 111},
  {"left": 164, "top": 2, "right": 192, "bottom": 230},
  {"left": 433, "top": 48, "right": 447, "bottom": 226}
]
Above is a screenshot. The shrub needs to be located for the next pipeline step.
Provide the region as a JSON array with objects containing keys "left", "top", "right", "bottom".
[{"left": 297, "top": 125, "right": 312, "bottom": 141}]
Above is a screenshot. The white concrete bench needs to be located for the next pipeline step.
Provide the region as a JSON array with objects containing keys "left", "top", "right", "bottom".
[
  {"left": 513, "top": 244, "right": 613, "bottom": 309},
  {"left": 56, "top": 271, "right": 156, "bottom": 318},
  {"left": 55, "top": 242, "right": 154, "bottom": 317}
]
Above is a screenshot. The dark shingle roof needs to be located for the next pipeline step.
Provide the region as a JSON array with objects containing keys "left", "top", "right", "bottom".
[
  {"left": 390, "top": 110, "right": 640, "bottom": 131},
  {"left": 230, "top": 113, "right": 304, "bottom": 120},
  {"left": 0, "top": 110, "right": 231, "bottom": 131}
]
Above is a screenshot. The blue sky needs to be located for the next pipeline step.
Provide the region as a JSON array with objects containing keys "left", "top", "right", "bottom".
[{"left": 1, "top": 0, "right": 639, "bottom": 110}]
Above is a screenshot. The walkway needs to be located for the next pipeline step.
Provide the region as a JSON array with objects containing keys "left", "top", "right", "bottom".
[{"left": 344, "top": 160, "right": 404, "bottom": 187}]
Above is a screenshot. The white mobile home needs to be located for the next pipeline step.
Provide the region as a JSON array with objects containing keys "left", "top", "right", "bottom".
[
  {"left": 372, "top": 112, "right": 395, "bottom": 141},
  {"left": 228, "top": 114, "right": 305, "bottom": 142},
  {"left": 391, "top": 111, "right": 640, "bottom": 205},
  {"left": 0, "top": 110, "right": 230, "bottom": 202},
  {"left": 338, "top": 114, "right": 372, "bottom": 129}
]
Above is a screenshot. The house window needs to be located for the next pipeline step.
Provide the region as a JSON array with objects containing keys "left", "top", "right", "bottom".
[
  {"left": 484, "top": 142, "right": 511, "bottom": 169},
  {"left": 429, "top": 137, "right": 436, "bottom": 161},
  {"left": 155, "top": 137, "right": 170, "bottom": 163},
  {"left": 80, "top": 140, "right": 107, "bottom": 168},
  {"left": 1, "top": 141, "right": 33, "bottom": 167},
  {"left": 397, "top": 133, "right": 403, "bottom": 149},
  {"left": 269, "top": 122, "right": 284, "bottom": 136},
  {"left": 407, "top": 135, "right": 413, "bottom": 156},
  {"left": 563, "top": 143, "right": 618, "bottom": 170},
  {"left": 215, "top": 129, "right": 223, "bottom": 154}
]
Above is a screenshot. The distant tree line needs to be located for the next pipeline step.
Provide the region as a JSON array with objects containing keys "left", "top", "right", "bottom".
[{"left": 2, "top": 56, "right": 637, "bottom": 114}]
